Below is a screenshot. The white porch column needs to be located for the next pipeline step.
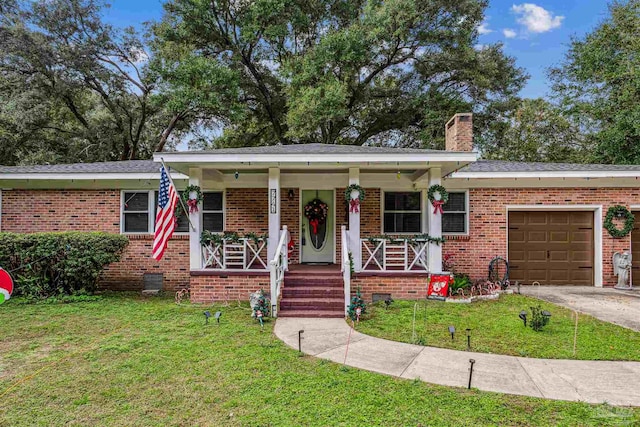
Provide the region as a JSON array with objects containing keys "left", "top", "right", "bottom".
[
  {"left": 267, "top": 168, "right": 281, "bottom": 261},
  {"left": 188, "top": 168, "right": 203, "bottom": 270},
  {"left": 348, "top": 167, "right": 362, "bottom": 271},
  {"left": 427, "top": 167, "right": 443, "bottom": 273}
]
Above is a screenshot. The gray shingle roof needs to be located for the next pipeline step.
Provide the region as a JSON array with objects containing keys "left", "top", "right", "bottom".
[
  {"left": 0, "top": 160, "right": 159, "bottom": 174},
  {"left": 179, "top": 143, "right": 444, "bottom": 155},
  {"left": 457, "top": 160, "right": 640, "bottom": 173}
]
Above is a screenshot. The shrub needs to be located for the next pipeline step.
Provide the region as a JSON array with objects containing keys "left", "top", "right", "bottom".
[
  {"left": 529, "top": 305, "right": 551, "bottom": 332},
  {"left": 449, "top": 273, "right": 471, "bottom": 295},
  {"left": 0, "top": 232, "right": 129, "bottom": 299},
  {"left": 348, "top": 288, "right": 367, "bottom": 321}
]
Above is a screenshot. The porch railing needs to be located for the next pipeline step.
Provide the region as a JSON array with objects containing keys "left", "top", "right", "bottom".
[
  {"left": 202, "top": 238, "right": 268, "bottom": 270},
  {"left": 360, "top": 238, "right": 430, "bottom": 272},
  {"left": 341, "top": 225, "right": 351, "bottom": 316},
  {"left": 270, "top": 225, "right": 289, "bottom": 318}
]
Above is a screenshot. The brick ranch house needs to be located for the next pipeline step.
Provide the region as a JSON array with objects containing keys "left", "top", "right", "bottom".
[{"left": 1, "top": 113, "right": 639, "bottom": 317}]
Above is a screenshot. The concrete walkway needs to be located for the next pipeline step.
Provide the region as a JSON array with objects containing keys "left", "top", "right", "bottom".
[
  {"left": 520, "top": 286, "right": 640, "bottom": 331},
  {"left": 274, "top": 318, "right": 640, "bottom": 406}
]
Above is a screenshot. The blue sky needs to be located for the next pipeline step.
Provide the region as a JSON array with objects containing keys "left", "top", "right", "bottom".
[{"left": 103, "top": 0, "right": 611, "bottom": 99}]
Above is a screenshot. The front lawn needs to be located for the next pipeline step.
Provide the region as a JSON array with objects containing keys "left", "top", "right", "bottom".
[
  {"left": 0, "top": 294, "right": 638, "bottom": 426},
  {"left": 356, "top": 294, "right": 640, "bottom": 360}
]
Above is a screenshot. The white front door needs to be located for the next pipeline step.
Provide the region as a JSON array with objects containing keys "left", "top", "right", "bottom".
[{"left": 301, "top": 190, "right": 334, "bottom": 263}]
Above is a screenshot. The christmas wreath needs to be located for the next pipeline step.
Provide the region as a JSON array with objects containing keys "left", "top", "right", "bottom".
[
  {"left": 304, "top": 198, "right": 328, "bottom": 235},
  {"left": 604, "top": 205, "right": 635, "bottom": 238},
  {"left": 344, "top": 184, "right": 366, "bottom": 213},
  {"left": 427, "top": 184, "right": 449, "bottom": 214},
  {"left": 181, "top": 184, "right": 203, "bottom": 214}
]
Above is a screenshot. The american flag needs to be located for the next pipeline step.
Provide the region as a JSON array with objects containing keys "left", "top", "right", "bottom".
[{"left": 152, "top": 166, "right": 179, "bottom": 260}]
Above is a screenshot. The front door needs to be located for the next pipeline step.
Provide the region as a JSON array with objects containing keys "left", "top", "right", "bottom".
[{"left": 301, "top": 190, "right": 334, "bottom": 263}]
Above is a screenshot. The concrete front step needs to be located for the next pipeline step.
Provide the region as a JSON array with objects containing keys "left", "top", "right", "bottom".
[{"left": 278, "top": 309, "right": 345, "bottom": 318}]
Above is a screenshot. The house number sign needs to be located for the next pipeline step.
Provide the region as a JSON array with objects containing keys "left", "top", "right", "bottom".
[{"left": 270, "top": 189, "right": 277, "bottom": 214}]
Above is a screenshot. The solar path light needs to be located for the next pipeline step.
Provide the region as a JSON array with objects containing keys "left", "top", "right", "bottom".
[{"left": 448, "top": 325, "right": 455, "bottom": 341}]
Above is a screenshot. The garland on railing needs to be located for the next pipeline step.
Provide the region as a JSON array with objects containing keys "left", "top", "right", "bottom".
[
  {"left": 366, "top": 233, "right": 446, "bottom": 245},
  {"left": 200, "top": 230, "right": 268, "bottom": 247}
]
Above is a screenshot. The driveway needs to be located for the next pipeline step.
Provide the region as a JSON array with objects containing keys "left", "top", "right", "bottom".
[{"left": 520, "top": 286, "right": 640, "bottom": 331}]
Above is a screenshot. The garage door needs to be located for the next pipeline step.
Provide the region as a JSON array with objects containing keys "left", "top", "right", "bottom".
[
  {"left": 508, "top": 211, "right": 594, "bottom": 285},
  {"left": 632, "top": 212, "right": 640, "bottom": 286}
]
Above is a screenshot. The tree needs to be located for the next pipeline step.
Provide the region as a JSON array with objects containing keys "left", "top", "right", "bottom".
[
  {"left": 152, "top": 0, "right": 527, "bottom": 148},
  {"left": 549, "top": 0, "right": 640, "bottom": 164},
  {"left": 477, "top": 98, "right": 591, "bottom": 163},
  {"left": 0, "top": 0, "right": 181, "bottom": 164}
]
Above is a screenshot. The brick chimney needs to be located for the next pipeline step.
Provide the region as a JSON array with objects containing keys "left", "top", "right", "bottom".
[{"left": 445, "top": 113, "right": 473, "bottom": 152}]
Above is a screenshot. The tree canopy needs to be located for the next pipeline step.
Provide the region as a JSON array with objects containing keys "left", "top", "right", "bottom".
[
  {"left": 549, "top": 0, "right": 640, "bottom": 164},
  {"left": 153, "top": 0, "right": 527, "bottom": 149}
]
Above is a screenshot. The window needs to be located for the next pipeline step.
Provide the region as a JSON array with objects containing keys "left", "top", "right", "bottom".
[
  {"left": 123, "top": 191, "right": 152, "bottom": 233},
  {"left": 202, "top": 192, "right": 224, "bottom": 232},
  {"left": 442, "top": 191, "right": 468, "bottom": 234},
  {"left": 383, "top": 192, "right": 422, "bottom": 233},
  {"left": 122, "top": 190, "right": 224, "bottom": 234}
]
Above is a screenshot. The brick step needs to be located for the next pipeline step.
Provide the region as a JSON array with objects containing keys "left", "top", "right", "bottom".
[
  {"left": 278, "top": 309, "right": 345, "bottom": 318},
  {"left": 282, "top": 287, "right": 343, "bottom": 298},
  {"left": 280, "top": 298, "right": 344, "bottom": 310},
  {"left": 284, "top": 272, "right": 342, "bottom": 278},
  {"left": 284, "top": 279, "right": 344, "bottom": 287}
]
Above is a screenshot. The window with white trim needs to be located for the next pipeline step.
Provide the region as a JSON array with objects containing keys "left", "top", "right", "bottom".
[
  {"left": 383, "top": 192, "right": 422, "bottom": 233},
  {"left": 122, "top": 191, "right": 152, "bottom": 233},
  {"left": 202, "top": 192, "right": 224, "bottom": 232},
  {"left": 442, "top": 191, "right": 468, "bottom": 234}
]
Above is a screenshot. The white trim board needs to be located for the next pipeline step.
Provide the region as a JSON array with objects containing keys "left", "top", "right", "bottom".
[
  {"left": 451, "top": 171, "right": 640, "bottom": 179},
  {"left": 0, "top": 172, "right": 189, "bottom": 181},
  {"left": 505, "top": 205, "right": 603, "bottom": 288}
]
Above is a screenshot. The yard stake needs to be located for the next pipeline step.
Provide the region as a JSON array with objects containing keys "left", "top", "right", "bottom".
[
  {"left": 343, "top": 321, "right": 354, "bottom": 366},
  {"left": 573, "top": 310, "right": 579, "bottom": 356},
  {"left": 412, "top": 302, "right": 418, "bottom": 343}
]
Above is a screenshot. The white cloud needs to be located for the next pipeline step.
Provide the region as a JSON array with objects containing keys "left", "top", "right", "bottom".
[
  {"left": 478, "top": 21, "right": 493, "bottom": 35},
  {"left": 474, "top": 44, "right": 487, "bottom": 51},
  {"left": 503, "top": 28, "right": 517, "bottom": 38},
  {"left": 511, "top": 3, "right": 564, "bottom": 33}
]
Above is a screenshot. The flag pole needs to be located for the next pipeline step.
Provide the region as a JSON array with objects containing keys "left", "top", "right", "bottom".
[{"left": 159, "top": 157, "right": 196, "bottom": 232}]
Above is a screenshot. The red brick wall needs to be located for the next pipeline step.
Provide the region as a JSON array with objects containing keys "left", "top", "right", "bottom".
[
  {"left": 190, "top": 273, "right": 270, "bottom": 303},
  {"left": 1, "top": 190, "right": 120, "bottom": 232},
  {"left": 352, "top": 274, "right": 430, "bottom": 302},
  {"left": 444, "top": 187, "right": 640, "bottom": 286},
  {"left": 1, "top": 189, "right": 189, "bottom": 291},
  {"left": 225, "top": 188, "right": 268, "bottom": 234}
]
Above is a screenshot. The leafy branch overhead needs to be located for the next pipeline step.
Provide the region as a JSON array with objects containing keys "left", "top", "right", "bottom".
[{"left": 153, "top": 0, "right": 527, "bottom": 148}]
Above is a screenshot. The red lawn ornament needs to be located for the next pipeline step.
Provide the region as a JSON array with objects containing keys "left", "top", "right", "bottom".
[
  {"left": 0, "top": 268, "right": 14, "bottom": 304},
  {"left": 427, "top": 274, "right": 451, "bottom": 298}
]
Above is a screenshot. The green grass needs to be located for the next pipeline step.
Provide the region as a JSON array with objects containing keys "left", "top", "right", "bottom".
[
  {"left": 0, "top": 294, "right": 637, "bottom": 426},
  {"left": 356, "top": 295, "right": 640, "bottom": 360}
]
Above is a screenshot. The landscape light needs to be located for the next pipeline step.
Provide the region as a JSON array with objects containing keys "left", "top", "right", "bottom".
[
  {"left": 519, "top": 310, "right": 527, "bottom": 327},
  {"left": 448, "top": 325, "right": 455, "bottom": 341},
  {"left": 204, "top": 310, "right": 211, "bottom": 324},
  {"left": 466, "top": 328, "right": 471, "bottom": 351}
]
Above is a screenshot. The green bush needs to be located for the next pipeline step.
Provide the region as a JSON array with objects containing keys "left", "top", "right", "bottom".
[
  {"left": 449, "top": 273, "right": 471, "bottom": 294},
  {"left": 0, "top": 232, "right": 129, "bottom": 299}
]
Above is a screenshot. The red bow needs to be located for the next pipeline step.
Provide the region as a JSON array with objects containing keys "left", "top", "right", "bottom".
[
  {"left": 309, "top": 219, "right": 319, "bottom": 235},
  {"left": 349, "top": 198, "right": 360, "bottom": 213},
  {"left": 432, "top": 200, "right": 445, "bottom": 214},
  {"left": 187, "top": 198, "right": 199, "bottom": 214}
]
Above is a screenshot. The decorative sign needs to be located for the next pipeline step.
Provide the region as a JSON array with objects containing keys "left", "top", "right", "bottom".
[
  {"left": 427, "top": 274, "right": 451, "bottom": 299},
  {"left": 270, "top": 189, "right": 277, "bottom": 214},
  {"left": 0, "top": 268, "right": 14, "bottom": 305}
]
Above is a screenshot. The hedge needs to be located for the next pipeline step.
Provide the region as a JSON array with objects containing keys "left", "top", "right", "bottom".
[{"left": 0, "top": 232, "right": 129, "bottom": 298}]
